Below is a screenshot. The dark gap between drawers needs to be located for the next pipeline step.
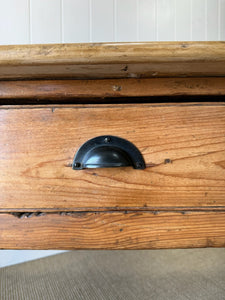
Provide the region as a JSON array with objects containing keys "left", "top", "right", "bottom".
[{"left": 1, "top": 95, "right": 225, "bottom": 105}]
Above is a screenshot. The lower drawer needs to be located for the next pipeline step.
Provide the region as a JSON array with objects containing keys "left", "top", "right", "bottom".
[
  {"left": 1, "top": 103, "right": 225, "bottom": 211},
  {"left": 1, "top": 102, "right": 225, "bottom": 249}
]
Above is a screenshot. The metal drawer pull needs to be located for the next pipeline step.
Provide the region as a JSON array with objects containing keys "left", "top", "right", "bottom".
[{"left": 72, "top": 135, "right": 146, "bottom": 170}]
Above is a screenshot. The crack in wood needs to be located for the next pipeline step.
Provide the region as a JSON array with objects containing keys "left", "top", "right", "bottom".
[
  {"left": 8, "top": 209, "right": 225, "bottom": 219},
  {"left": 10, "top": 212, "right": 46, "bottom": 219}
]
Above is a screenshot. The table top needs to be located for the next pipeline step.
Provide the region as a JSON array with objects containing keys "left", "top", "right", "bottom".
[{"left": 0, "top": 41, "right": 224, "bottom": 80}]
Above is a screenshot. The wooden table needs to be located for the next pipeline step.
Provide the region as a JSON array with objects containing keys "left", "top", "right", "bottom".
[{"left": 0, "top": 42, "right": 225, "bottom": 249}]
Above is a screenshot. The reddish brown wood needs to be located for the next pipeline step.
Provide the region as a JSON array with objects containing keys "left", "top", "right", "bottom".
[
  {"left": 1, "top": 77, "right": 225, "bottom": 101},
  {"left": 0, "top": 211, "right": 224, "bottom": 249},
  {"left": 1, "top": 103, "right": 225, "bottom": 211}
]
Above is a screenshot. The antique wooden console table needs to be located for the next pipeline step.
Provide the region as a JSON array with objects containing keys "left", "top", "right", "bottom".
[{"left": 0, "top": 42, "right": 225, "bottom": 249}]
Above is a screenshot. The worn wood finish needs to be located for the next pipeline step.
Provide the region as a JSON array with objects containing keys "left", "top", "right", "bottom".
[
  {"left": 0, "top": 211, "right": 224, "bottom": 249},
  {"left": 1, "top": 77, "right": 225, "bottom": 101},
  {"left": 1, "top": 103, "right": 225, "bottom": 211},
  {"left": 0, "top": 42, "right": 225, "bottom": 80}
]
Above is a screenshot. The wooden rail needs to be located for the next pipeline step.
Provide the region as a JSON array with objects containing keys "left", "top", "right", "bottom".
[{"left": 0, "top": 42, "right": 225, "bottom": 80}]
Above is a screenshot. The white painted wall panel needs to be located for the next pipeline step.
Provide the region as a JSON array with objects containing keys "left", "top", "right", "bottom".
[
  {"left": 116, "top": 0, "right": 137, "bottom": 42},
  {"left": 30, "top": 0, "right": 61, "bottom": 44},
  {"left": 0, "top": 0, "right": 29, "bottom": 45},
  {"left": 220, "top": 0, "right": 225, "bottom": 39},
  {"left": 91, "top": 0, "right": 114, "bottom": 42},
  {"left": 139, "top": 0, "right": 156, "bottom": 41},
  {"left": 207, "top": 0, "right": 219, "bottom": 40},
  {"left": 157, "top": 0, "right": 175, "bottom": 41},
  {"left": 63, "top": 0, "right": 89, "bottom": 43},
  {"left": 192, "top": 0, "right": 206, "bottom": 41},
  {"left": 175, "top": 0, "right": 191, "bottom": 41},
  {"left": 1, "top": 0, "right": 224, "bottom": 45}
]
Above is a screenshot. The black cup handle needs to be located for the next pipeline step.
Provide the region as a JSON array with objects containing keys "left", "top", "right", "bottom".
[{"left": 72, "top": 135, "right": 146, "bottom": 170}]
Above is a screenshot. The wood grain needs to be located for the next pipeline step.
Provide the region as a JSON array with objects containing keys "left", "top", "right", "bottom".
[
  {"left": 0, "top": 211, "right": 224, "bottom": 249},
  {"left": 0, "top": 42, "right": 225, "bottom": 80},
  {"left": 1, "top": 77, "right": 225, "bottom": 101},
  {"left": 1, "top": 103, "right": 225, "bottom": 211}
]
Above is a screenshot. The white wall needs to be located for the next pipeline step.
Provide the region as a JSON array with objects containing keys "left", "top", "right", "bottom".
[
  {"left": 0, "top": 0, "right": 224, "bottom": 45},
  {"left": 0, "top": 250, "right": 67, "bottom": 268},
  {"left": 0, "top": 0, "right": 224, "bottom": 267}
]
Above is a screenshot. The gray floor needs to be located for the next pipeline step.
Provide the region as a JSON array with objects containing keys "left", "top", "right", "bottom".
[{"left": 0, "top": 249, "right": 225, "bottom": 300}]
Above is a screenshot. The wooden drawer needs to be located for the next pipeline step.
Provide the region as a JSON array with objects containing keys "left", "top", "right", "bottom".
[
  {"left": 1, "top": 103, "right": 225, "bottom": 249},
  {"left": 1, "top": 103, "right": 225, "bottom": 211},
  {"left": 1, "top": 41, "right": 225, "bottom": 250}
]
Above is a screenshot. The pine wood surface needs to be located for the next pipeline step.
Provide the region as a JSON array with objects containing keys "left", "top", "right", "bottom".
[
  {"left": 1, "top": 77, "right": 225, "bottom": 101},
  {"left": 0, "top": 42, "right": 225, "bottom": 80},
  {"left": 0, "top": 211, "right": 224, "bottom": 249},
  {"left": 1, "top": 41, "right": 224, "bottom": 250},
  {"left": 1, "top": 103, "right": 225, "bottom": 211}
]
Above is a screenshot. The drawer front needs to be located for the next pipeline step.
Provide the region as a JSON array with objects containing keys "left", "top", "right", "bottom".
[
  {"left": 1, "top": 103, "right": 225, "bottom": 211},
  {"left": 1, "top": 211, "right": 225, "bottom": 249}
]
